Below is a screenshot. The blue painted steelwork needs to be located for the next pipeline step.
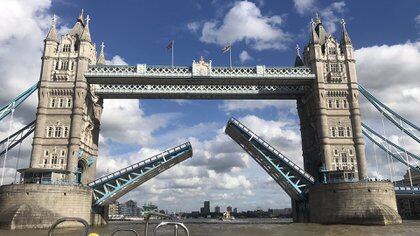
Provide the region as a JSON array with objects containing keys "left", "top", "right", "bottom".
[
  {"left": 0, "top": 120, "right": 35, "bottom": 156},
  {"left": 362, "top": 123, "right": 420, "bottom": 173},
  {"left": 88, "top": 142, "right": 192, "bottom": 206},
  {"left": 0, "top": 83, "right": 38, "bottom": 122},
  {"left": 359, "top": 84, "right": 420, "bottom": 143},
  {"left": 225, "top": 118, "right": 314, "bottom": 201},
  {"left": 86, "top": 156, "right": 94, "bottom": 167},
  {"left": 395, "top": 186, "right": 420, "bottom": 196}
]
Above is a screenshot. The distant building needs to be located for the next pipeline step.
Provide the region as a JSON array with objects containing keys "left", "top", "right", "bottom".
[
  {"left": 227, "top": 206, "right": 232, "bottom": 213},
  {"left": 108, "top": 201, "right": 121, "bottom": 216},
  {"left": 121, "top": 200, "right": 139, "bottom": 217},
  {"left": 200, "top": 207, "right": 204, "bottom": 214},
  {"left": 233, "top": 208, "right": 237, "bottom": 214},
  {"left": 215, "top": 206, "right": 220, "bottom": 213},
  {"left": 204, "top": 201, "right": 210, "bottom": 214},
  {"left": 396, "top": 170, "right": 420, "bottom": 219},
  {"left": 142, "top": 202, "right": 158, "bottom": 212}
]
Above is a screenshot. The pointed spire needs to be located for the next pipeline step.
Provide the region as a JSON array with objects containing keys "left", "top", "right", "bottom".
[
  {"left": 45, "top": 14, "right": 59, "bottom": 42},
  {"left": 340, "top": 19, "right": 352, "bottom": 45},
  {"left": 310, "top": 19, "right": 319, "bottom": 44},
  {"left": 314, "top": 12, "right": 321, "bottom": 25},
  {"left": 294, "top": 44, "right": 304, "bottom": 67},
  {"left": 70, "top": 9, "right": 85, "bottom": 36},
  {"left": 80, "top": 15, "right": 92, "bottom": 42},
  {"left": 97, "top": 42, "right": 106, "bottom": 65},
  {"left": 78, "top": 9, "right": 85, "bottom": 25}
]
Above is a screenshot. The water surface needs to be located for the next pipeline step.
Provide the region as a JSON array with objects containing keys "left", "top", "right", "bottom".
[{"left": 2, "top": 219, "right": 420, "bottom": 236}]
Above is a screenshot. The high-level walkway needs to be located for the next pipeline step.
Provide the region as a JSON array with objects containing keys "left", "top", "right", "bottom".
[{"left": 85, "top": 64, "right": 315, "bottom": 99}]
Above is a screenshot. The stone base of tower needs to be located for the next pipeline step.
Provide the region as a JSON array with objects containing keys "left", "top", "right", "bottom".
[
  {"left": 0, "top": 183, "right": 99, "bottom": 229},
  {"left": 307, "top": 181, "right": 402, "bottom": 225}
]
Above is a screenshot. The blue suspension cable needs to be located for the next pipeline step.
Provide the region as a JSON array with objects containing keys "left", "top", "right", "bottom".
[
  {"left": 0, "top": 83, "right": 38, "bottom": 122},
  {"left": 358, "top": 84, "right": 420, "bottom": 143},
  {"left": 362, "top": 123, "right": 420, "bottom": 174}
]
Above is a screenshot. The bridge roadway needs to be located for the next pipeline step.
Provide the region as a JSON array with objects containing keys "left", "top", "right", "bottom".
[{"left": 85, "top": 64, "right": 315, "bottom": 99}]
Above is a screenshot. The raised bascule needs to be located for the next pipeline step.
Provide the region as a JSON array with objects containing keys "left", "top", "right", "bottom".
[{"left": 0, "top": 10, "right": 419, "bottom": 229}]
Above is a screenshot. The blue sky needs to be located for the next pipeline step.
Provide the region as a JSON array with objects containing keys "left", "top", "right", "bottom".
[{"left": 0, "top": 0, "right": 419, "bottom": 213}]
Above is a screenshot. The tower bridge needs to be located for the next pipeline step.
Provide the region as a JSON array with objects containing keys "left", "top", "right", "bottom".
[{"left": 0, "top": 10, "right": 418, "bottom": 229}]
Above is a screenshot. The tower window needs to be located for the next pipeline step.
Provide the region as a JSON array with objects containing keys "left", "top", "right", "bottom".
[
  {"left": 335, "top": 100, "right": 340, "bottom": 108},
  {"left": 44, "top": 150, "right": 49, "bottom": 157},
  {"left": 51, "top": 154, "right": 58, "bottom": 164},
  {"left": 61, "top": 61, "right": 69, "bottom": 70},
  {"left": 55, "top": 127, "right": 62, "bottom": 138},
  {"left": 58, "top": 98, "right": 64, "bottom": 108},
  {"left": 346, "top": 127, "right": 352, "bottom": 137},
  {"left": 67, "top": 98, "right": 72, "bottom": 108},
  {"left": 60, "top": 150, "right": 66, "bottom": 157},
  {"left": 47, "top": 127, "right": 54, "bottom": 138},
  {"left": 331, "top": 127, "right": 337, "bottom": 137},
  {"left": 334, "top": 149, "right": 339, "bottom": 156},
  {"left": 343, "top": 100, "right": 348, "bottom": 108},
  {"left": 331, "top": 64, "right": 339, "bottom": 73},
  {"left": 63, "top": 44, "right": 71, "bottom": 52},
  {"left": 349, "top": 149, "right": 354, "bottom": 156},
  {"left": 64, "top": 127, "right": 69, "bottom": 137},
  {"left": 338, "top": 127, "right": 345, "bottom": 137},
  {"left": 328, "top": 100, "right": 333, "bottom": 108},
  {"left": 329, "top": 47, "right": 336, "bottom": 55},
  {"left": 50, "top": 98, "right": 56, "bottom": 108}
]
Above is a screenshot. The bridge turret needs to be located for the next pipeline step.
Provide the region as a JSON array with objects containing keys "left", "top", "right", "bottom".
[
  {"left": 298, "top": 15, "right": 367, "bottom": 181},
  {"left": 339, "top": 19, "right": 354, "bottom": 60},
  {"left": 294, "top": 44, "right": 304, "bottom": 67},
  {"left": 45, "top": 15, "right": 59, "bottom": 43},
  {"left": 29, "top": 11, "right": 103, "bottom": 186},
  {"left": 97, "top": 42, "right": 106, "bottom": 65}
]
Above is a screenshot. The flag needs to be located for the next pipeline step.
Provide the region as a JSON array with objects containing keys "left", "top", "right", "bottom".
[
  {"left": 222, "top": 43, "right": 231, "bottom": 53},
  {"left": 166, "top": 40, "right": 173, "bottom": 50}
]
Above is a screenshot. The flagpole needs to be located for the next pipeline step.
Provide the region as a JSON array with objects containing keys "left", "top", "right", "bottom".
[
  {"left": 229, "top": 43, "right": 232, "bottom": 69},
  {"left": 171, "top": 40, "right": 174, "bottom": 68}
]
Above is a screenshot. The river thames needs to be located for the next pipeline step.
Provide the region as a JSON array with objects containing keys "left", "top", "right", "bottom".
[{"left": 1, "top": 219, "right": 420, "bottom": 236}]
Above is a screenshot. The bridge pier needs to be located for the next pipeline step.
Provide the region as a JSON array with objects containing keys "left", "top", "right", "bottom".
[
  {"left": 304, "top": 181, "right": 402, "bottom": 225},
  {"left": 0, "top": 184, "right": 96, "bottom": 229}
]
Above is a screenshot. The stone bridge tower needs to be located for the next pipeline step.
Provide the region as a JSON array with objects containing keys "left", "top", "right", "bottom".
[
  {"left": 29, "top": 11, "right": 103, "bottom": 184},
  {"left": 297, "top": 16, "right": 367, "bottom": 181}
]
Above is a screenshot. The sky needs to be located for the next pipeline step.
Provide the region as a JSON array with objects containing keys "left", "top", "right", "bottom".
[{"left": 0, "top": 0, "right": 419, "bottom": 213}]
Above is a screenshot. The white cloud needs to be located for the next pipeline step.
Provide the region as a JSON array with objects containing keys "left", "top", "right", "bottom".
[
  {"left": 293, "top": 0, "right": 316, "bottom": 15},
  {"left": 100, "top": 99, "right": 177, "bottom": 146},
  {"left": 293, "top": 0, "right": 346, "bottom": 34},
  {"left": 319, "top": 1, "right": 346, "bottom": 34},
  {"left": 239, "top": 50, "right": 252, "bottom": 63},
  {"left": 198, "top": 1, "right": 291, "bottom": 51},
  {"left": 0, "top": 0, "right": 53, "bottom": 184},
  {"left": 105, "top": 55, "right": 128, "bottom": 65},
  {"left": 220, "top": 100, "right": 295, "bottom": 112},
  {"left": 355, "top": 42, "right": 420, "bottom": 180},
  {"left": 356, "top": 42, "right": 420, "bottom": 120},
  {"left": 187, "top": 21, "right": 200, "bottom": 33}
]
